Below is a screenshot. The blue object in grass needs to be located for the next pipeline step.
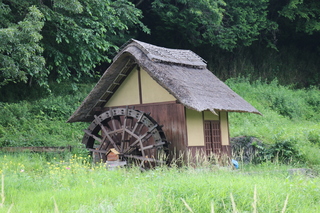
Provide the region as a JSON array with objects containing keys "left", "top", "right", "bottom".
[{"left": 232, "top": 159, "right": 239, "bottom": 169}]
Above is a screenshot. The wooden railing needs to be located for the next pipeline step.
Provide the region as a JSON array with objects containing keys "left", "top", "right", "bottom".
[{"left": 0, "top": 146, "right": 72, "bottom": 152}]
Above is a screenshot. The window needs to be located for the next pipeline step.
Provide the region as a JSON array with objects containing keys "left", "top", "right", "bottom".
[{"left": 204, "top": 120, "right": 222, "bottom": 155}]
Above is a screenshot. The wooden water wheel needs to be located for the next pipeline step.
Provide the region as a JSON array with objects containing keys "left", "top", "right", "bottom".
[{"left": 82, "top": 107, "right": 169, "bottom": 170}]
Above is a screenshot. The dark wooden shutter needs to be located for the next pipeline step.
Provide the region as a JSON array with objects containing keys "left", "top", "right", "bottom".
[{"left": 204, "top": 121, "right": 222, "bottom": 155}]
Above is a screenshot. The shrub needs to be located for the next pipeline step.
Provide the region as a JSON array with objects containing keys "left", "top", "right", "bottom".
[
  {"left": 308, "top": 130, "right": 320, "bottom": 146},
  {"left": 231, "top": 136, "right": 305, "bottom": 164},
  {"left": 262, "top": 140, "right": 305, "bottom": 163},
  {"left": 231, "top": 136, "right": 265, "bottom": 163}
]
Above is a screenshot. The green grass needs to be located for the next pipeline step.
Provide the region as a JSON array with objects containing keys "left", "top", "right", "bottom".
[
  {"left": 0, "top": 153, "right": 320, "bottom": 212},
  {"left": 226, "top": 78, "right": 320, "bottom": 165},
  {"left": 0, "top": 82, "right": 94, "bottom": 148}
]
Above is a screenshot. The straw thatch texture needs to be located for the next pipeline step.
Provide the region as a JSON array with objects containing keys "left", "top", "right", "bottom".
[
  {"left": 67, "top": 39, "right": 261, "bottom": 123},
  {"left": 115, "top": 40, "right": 207, "bottom": 68}
]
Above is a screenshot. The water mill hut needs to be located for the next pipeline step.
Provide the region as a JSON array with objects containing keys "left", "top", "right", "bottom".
[{"left": 67, "top": 39, "right": 261, "bottom": 167}]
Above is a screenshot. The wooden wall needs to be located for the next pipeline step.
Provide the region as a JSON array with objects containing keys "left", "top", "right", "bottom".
[{"left": 127, "top": 102, "right": 187, "bottom": 160}]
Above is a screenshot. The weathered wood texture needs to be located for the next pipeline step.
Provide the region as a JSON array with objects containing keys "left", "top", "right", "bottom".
[
  {"left": 0, "top": 146, "right": 72, "bottom": 152},
  {"left": 101, "top": 102, "right": 187, "bottom": 160},
  {"left": 135, "top": 102, "right": 187, "bottom": 160}
]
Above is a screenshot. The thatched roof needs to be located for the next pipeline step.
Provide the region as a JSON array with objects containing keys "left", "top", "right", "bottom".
[{"left": 68, "top": 39, "right": 261, "bottom": 122}]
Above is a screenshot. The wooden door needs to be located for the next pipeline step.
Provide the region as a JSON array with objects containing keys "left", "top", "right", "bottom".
[{"left": 204, "top": 120, "right": 222, "bottom": 155}]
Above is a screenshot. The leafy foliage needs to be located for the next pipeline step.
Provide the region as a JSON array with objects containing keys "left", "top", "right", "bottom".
[
  {"left": 263, "top": 139, "right": 304, "bottom": 163},
  {"left": 231, "top": 136, "right": 304, "bottom": 164},
  {"left": 0, "top": 5, "right": 47, "bottom": 87},
  {"left": 148, "top": 0, "right": 225, "bottom": 47},
  {"left": 215, "top": 0, "right": 277, "bottom": 50},
  {"left": 1, "top": 0, "right": 320, "bottom": 88},
  {"left": 279, "top": 0, "right": 320, "bottom": 34},
  {"left": 0, "top": 0, "right": 148, "bottom": 87},
  {"left": 40, "top": 0, "right": 148, "bottom": 82},
  {"left": 227, "top": 78, "right": 320, "bottom": 121},
  {"left": 138, "top": 0, "right": 275, "bottom": 50}
]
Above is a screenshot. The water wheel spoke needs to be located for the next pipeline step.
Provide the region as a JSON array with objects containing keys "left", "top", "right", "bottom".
[
  {"left": 120, "top": 107, "right": 129, "bottom": 152},
  {"left": 94, "top": 115, "right": 120, "bottom": 152},
  {"left": 139, "top": 131, "right": 153, "bottom": 143},
  {"left": 102, "top": 126, "right": 120, "bottom": 152},
  {"left": 88, "top": 148, "right": 109, "bottom": 154},
  {"left": 130, "top": 124, "right": 157, "bottom": 141},
  {"left": 97, "top": 138, "right": 105, "bottom": 150},
  {"left": 122, "top": 137, "right": 140, "bottom": 154},
  {"left": 83, "top": 129, "right": 102, "bottom": 143},
  {"left": 124, "top": 117, "right": 134, "bottom": 142},
  {"left": 139, "top": 142, "right": 166, "bottom": 151},
  {"left": 136, "top": 123, "right": 144, "bottom": 135},
  {"left": 120, "top": 128, "right": 127, "bottom": 152},
  {"left": 124, "top": 128, "right": 140, "bottom": 139},
  {"left": 139, "top": 139, "right": 146, "bottom": 157},
  {"left": 98, "top": 135, "right": 110, "bottom": 150},
  {"left": 131, "top": 113, "right": 144, "bottom": 133},
  {"left": 122, "top": 131, "right": 152, "bottom": 154},
  {"left": 107, "top": 128, "right": 123, "bottom": 135}
]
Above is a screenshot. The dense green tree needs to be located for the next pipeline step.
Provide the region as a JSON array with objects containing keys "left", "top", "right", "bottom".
[
  {"left": 279, "top": 0, "right": 320, "bottom": 34},
  {"left": 135, "top": 0, "right": 276, "bottom": 50},
  {"left": 40, "top": 0, "right": 149, "bottom": 82},
  {"left": 1, "top": 0, "right": 320, "bottom": 89},
  {"left": 0, "top": 4, "right": 46, "bottom": 87},
  {"left": 0, "top": 0, "right": 148, "bottom": 88},
  {"left": 134, "top": 0, "right": 320, "bottom": 86},
  {"left": 147, "top": 0, "right": 225, "bottom": 47}
]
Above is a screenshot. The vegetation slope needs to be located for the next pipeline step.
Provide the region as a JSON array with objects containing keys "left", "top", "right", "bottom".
[{"left": 0, "top": 79, "right": 319, "bottom": 165}]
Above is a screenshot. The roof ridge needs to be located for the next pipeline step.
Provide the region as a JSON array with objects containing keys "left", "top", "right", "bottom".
[{"left": 115, "top": 39, "right": 207, "bottom": 69}]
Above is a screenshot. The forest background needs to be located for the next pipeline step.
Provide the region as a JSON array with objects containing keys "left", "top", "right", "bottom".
[
  {"left": 0, "top": 0, "right": 320, "bottom": 164},
  {"left": 1, "top": 0, "right": 320, "bottom": 90}
]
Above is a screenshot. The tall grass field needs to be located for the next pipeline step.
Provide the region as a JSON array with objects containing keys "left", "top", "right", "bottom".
[
  {"left": 0, "top": 79, "right": 320, "bottom": 212},
  {"left": 0, "top": 153, "right": 320, "bottom": 212}
]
